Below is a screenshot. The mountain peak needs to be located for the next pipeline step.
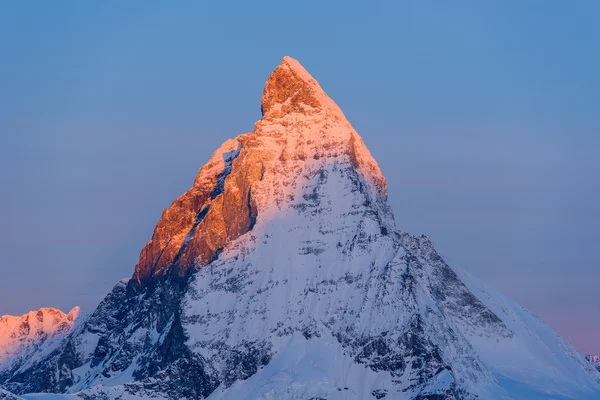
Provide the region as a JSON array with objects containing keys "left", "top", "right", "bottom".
[
  {"left": 0, "top": 307, "right": 79, "bottom": 324},
  {"left": 0, "top": 306, "right": 79, "bottom": 363},
  {"left": 261, "top": 56, "right": 346, "bottom": 122},
  {"left": 132, "top": 56, "right": 388, "bottom": 285}
]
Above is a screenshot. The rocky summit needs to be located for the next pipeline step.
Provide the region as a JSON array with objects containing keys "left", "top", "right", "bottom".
[{"left": 1, "top": 57, "right": 599, "bottom": 400}]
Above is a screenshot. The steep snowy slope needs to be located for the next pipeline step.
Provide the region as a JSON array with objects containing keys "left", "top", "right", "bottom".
[
  {"left": 1, "top": 57, "right": 598, "bottom": 400},
  {"left": 456, "top": 268, "right": 600, "bottom": 398}
]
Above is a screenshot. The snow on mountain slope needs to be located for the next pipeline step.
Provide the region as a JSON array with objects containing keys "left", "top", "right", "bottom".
[
  {"left": 0, "top": 307, "right": 79, "bottom": 383},
  {"left": 455, "top": 267, "right": 600, "bottom": 399},
  {"left": 0, "top": 308, "right": 80, "bottom": 398},
  {"left": 0, "top": 56, "right": 599, "bottom": 400},
  {"left": 0, "top": 387, "right": 22, "bottom": 399},
  {"left": 0, "top": 307, "right": 79, "bottom": 363}
]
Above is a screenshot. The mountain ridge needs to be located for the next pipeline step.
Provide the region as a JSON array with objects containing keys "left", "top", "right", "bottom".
[{"left": 0, "top": 307, "right": 79, "bottom": 364}]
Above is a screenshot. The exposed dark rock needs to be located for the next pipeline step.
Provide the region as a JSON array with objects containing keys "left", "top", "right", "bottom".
[{"left": 371, "top": 389, "right": 387, "bottom": 399}]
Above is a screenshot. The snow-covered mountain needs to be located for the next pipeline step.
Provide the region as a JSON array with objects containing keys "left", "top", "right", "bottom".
[
  {"left": 587, "top": 355, "right": 600, "bottom": 372},
  {"left": 0, "top": 307, "right": 79, "bottom": 372},
  {"left": 1, "top": 57, "right": 599, "bottom": 400}
]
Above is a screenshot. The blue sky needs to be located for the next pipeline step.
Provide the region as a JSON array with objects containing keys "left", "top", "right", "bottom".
[{"left": 0, "top": 1, "right": 598, "bottom": 354}]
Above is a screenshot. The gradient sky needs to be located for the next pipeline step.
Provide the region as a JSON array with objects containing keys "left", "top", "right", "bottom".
[{"left": 1, "top": 1, "right": 599, "bottom": 354}]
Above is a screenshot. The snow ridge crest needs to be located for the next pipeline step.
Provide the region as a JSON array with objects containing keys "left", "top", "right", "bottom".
[{"left": 0, "top": 307, "right": 79, "bottom": 363}]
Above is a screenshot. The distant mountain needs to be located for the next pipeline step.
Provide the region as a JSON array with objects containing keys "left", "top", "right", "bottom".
[
  {"left": 0, "top": 307, "right": 78, "bottom": 366},
  {"left": 1, "top": 57, "right": 599, "bottom": 399},
  {"left": 0, "top": 307, "right": 78, "bottom": 396},
  {"left": 587, "top": 355, "right": 600, "bottom": 372}
]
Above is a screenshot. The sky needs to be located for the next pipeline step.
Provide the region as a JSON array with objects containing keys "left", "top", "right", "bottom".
[{"left": 0, "top": 1, "right": 598, "bottom": 354}]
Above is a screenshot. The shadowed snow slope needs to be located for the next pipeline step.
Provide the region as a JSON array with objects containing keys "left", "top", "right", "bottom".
[{"left": 1, "top": 57, "right": 599, "bottom": 400}]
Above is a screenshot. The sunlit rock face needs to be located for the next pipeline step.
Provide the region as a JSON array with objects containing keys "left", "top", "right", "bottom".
[
  {"left": 1, "top": 57, "right": 599, "bottom": 400},
  {"left": 132, "top": 138, "right": 244, "bottom": 283}
]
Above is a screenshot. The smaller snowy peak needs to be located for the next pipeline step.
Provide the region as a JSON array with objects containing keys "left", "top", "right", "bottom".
[
  {"left": 0, "top": 307, "right": 79, "bottom": 363},
  {"left": 587, "top": 355, "right": 600, "bottom": 363},
  {"left": 587, "top": 355, "right": 600, "bottom": 371}
]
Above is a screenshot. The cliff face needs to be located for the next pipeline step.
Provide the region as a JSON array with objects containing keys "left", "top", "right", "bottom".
[{"left": 132, "top": 138, "right": 244, "bottom": 283}]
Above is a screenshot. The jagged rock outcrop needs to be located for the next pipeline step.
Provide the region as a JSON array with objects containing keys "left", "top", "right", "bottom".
[{"left": 1, "top": 57, "right": 599, "bottom": 400}]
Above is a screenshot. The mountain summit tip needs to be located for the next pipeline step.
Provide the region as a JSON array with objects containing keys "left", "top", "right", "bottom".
[{"left": 261, "top": 56, "right": 346, "bottom": 122}]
